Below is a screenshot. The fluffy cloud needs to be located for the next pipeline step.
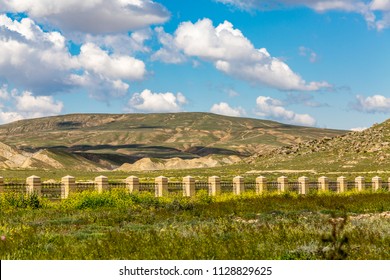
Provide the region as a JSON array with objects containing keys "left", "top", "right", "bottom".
[
  {"left": 0, "top": 85, "right": 63, "bottom": 124},
  {"left": 0, "top": 15, "right": 147, "bottom": 99},
  {"left": 210, "top": 102, "right": 246, "bottom": 117},
  {"left": 0, "top": 15, "right": 77, "bottom": 93},
  {"left": 155, "top": 19, "right": 330, "bottom": 91},
  {"left": 78, "top": 43, "right": 145, "bottom": 81},
  {"left": 127, "top": 89, "right": 188, "bottom": 113},
  {"left": 255, "top": 96, "right": 316, "bottom": 126},
  {"left": 82, "top": 29, "right": 153, "bottom": 55},
  {"left": 216, "top": 0, "right": 379, "bottom": 29},
  {"left": 371, "top": 0, "right": 390, "bottom": 29},
  {"left": 351, "top": 94, "right": 390, "bottom": 113},
  {"left": 0, "top": 111, "right": 23, "bottom": 124},
  {"left": 151, "top": 27, "right": 187, "bottom": 64},
  {"left": 0, "top": 0, "right": 170, "bottom": 34}
]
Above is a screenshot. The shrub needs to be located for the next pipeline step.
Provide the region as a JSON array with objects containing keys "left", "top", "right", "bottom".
[{"left": 0, "top": 192, "right": 43, "bottom": 210}]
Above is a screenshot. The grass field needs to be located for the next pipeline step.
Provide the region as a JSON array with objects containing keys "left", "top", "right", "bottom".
[{"left": 1, "top": 190, "right": 389, "bottom": 260}]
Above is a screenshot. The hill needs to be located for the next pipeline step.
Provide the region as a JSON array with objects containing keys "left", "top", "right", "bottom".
[
  {"left": 0, "top": 141, "right": 104, "bottom": 171},
  {"left": 248, "top": 120, "right": 390, "bottom": 172},
  {"left": 0, "top": 113, "right": 347, "bottom": 170}
]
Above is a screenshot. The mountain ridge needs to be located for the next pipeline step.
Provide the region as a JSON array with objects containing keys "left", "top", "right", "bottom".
[{"left": 0, "top": 112, "right": 347, "bottom": 170}]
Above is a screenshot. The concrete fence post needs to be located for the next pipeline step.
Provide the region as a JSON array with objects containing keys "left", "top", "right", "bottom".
[
  {"left": 233, "top": 176, "right": 244, "bottom": 195},
  {"left": 61, "top": 175, "right": 75, "bottom": 199},
  {"left": 26, "top": 175, "right": 41, "bottom": 196},
  {"left": 183, "top": 176, "right": 195, "bottom": 197},
  {"left": 126, "top": 176, "right": 139, "bottom": 193},
  {"left": 337, "top": 176, "right": 347, "bottom": 193},
  {"left": 277, "top": 176, "right": 288, "bottom": 193},
  {"left": 0, "top": 176, "right": 4, "bottom": 194},
  {"left": 372, "top": 176, "right": 382, "bottom": 192},
  {"left": 208, "top": 176, "right": 221, "bottom": 196},
  {"left": 155, "top": 176, "right": 168, "bottom": 197},
  {"left": 95, "top": 175, "right": 108, "bottom": 193},
  {"left": 298, "top": 176, "right": 309, "bottom": 195},
  {"left": 355, "top": 176, "right": 365, "bottom": 192},
  {"left": 318, "top": 176, "right": 329, "bottom": 192},
  {"left": 256, "top": 176, "right": 267, "bottom": 194}
]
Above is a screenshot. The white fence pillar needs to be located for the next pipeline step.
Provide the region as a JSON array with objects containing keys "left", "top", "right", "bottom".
[
  {"left": 183, "top": 176, "right": 195, "bottom": 197},
  {"left": 95, "top": 175, "right": 108, "bottom": 193},
  {"left": 26, "top": 175, "right": 41, "bottom": 196},
  {"left": 318, "top": 176, "right": 329, "bottom": 192},
  {"left": 126, "top": 176, "right": 139, "bottom": 193},
  {"left": 233, "top": 176, "right": 244, "bottom": 195},
  {"left": 298, "top": 176, "right": 309, "bottom": 195},
  {"left": 208, "top": 176, "right": 221, "bottom": 196},
  {"left": 61, "top": 175, "right": 75, "bottom": 199},
  {"left": 372, "top": 176, "right": 382, "bottom": 192},
  {"left": 337, "top": 176, "right": 347, "bottom": 193},
  {"left": 256, "top": 176, "right": 267, "bottom": 194},
  {"left": 155, "top": 176, "right": 168, "bottom": 197},
  {"left": 355, "top": 176, "right": 365, "bottom": 192},
  {"left": 277, "top": 176, "right": 288, "bottom": 193}
]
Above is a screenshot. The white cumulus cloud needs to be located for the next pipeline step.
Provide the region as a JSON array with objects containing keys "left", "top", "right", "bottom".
[
  {"left": 154, "top": 18, "right": 330, "bottom": 91},
  {"left": 0, "top": 85, "right": 63, "bottom": 124},
  {"left": 0, "top": 15, "right": 147, "bottom": 100},
  {"left": 255, "top": 96, "right": 316, "bottom": 126},
  {"left": 0, "top": 15, "right": 77, "bottom": 93},
  {"left": 81, "top": 29, "right": 153, "bottom": 56},
  {"left": 210, "top": 102, "right": 246, "bottom": 117},
  {"left": 127, "top": 89, "right": 188, "bottom": 113},
  {"left": 78, "top": 43, "right": 145, "bottom": 81},
  {"left": 351, "top": 94, "right": 390, "bottom": 113},
  {"left": 151, "top": 27, "right": 187, "bottom": 64},
  {"left": 0, "top": 0, "right": 170, "bottom": 34}
]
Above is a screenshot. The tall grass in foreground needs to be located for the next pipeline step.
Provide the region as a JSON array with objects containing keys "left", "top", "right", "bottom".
[{"left": 1, "top": 190, "right": 390, "bottom": 260}]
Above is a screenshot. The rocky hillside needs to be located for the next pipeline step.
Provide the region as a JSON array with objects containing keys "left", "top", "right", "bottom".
[
  {"left": 0, "top": 141, "right": 103, "bottom": 170},
  {"left": 116, "top": 155, "right": 241, "bottom": 171},
  {"left": 249, "top": 120, "right": 390, "bottom": 172},
  {"left": 0, "top": 113, "right": 346, "bottom": 170}
]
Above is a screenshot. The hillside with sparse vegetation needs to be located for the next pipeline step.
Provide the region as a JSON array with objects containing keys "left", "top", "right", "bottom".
[
  {"left": 0, "top": 112, "right": 346, "bottom": 170},
  {"left": 249, "top": 120, "right": 390, "bottom": 172}
]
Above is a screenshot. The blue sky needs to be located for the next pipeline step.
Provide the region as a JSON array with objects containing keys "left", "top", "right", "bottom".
[{"left": 0, "top": 0, "right": 390, "bottom": 130}]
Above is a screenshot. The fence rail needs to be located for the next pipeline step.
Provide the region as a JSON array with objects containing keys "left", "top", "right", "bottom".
[
  {"left": 139, "top": 182, "right": 156, "bottom": 192},
  {"left": 195, "top": 181, "right": 209, "bottom": 191},
  {"left": 42, "top": 183, "right": 62, "bottom": 200},
  {"left": 1, "top": 175, "right": 389, "bottom": 200},
  {"left": 3, "top": 183, "right": 26, "bottom": 193},
  {"left": 329, "top": 181, "right": 338, "bottom": 192}
]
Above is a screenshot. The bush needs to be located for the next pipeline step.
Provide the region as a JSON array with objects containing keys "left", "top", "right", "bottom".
[{"left": 0, "top": 192, "right": 43, "bottom": 210}]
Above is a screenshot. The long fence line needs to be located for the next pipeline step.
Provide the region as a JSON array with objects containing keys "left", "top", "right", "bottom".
[{"left": 0, "top": 175, "right": 389, "bottom": 200}]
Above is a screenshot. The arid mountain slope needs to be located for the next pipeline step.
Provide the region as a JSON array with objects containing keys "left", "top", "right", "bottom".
[
  {"left": 249, "top": 120, "right": 390, "bottom": 172},
  {"left": 0, "top": 113, "right": 347, "bottom": 170},
  {"left": 0, "top": 142, "right": 103, "bottom": 170}
]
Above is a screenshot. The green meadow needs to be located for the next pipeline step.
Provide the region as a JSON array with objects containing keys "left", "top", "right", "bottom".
[{"left": 1, "top": 190, "right": 389, "bottom": 260}]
